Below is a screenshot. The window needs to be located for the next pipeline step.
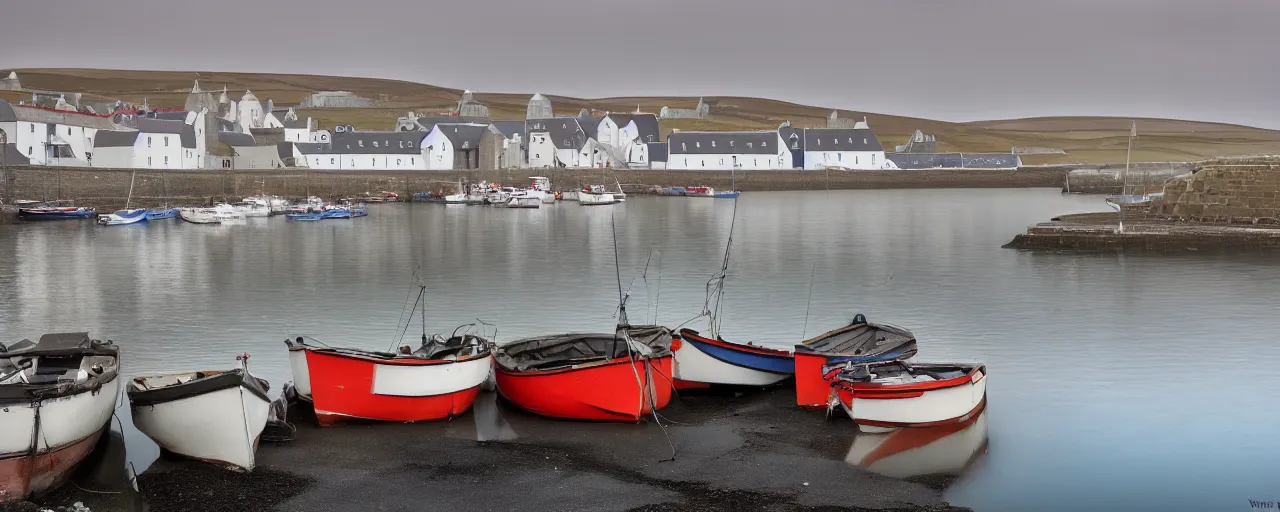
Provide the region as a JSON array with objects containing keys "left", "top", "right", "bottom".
[
  {"left": 681, "top": 143, "right": 686, "bottom": 151},
  {"left": 762, "top": 141, "right": 767, "bottom": 147},
  {"left": 164, "top": 136, "right": 169, "bottom": 147},
  {"left": 358, "top": 140, "right": 364, "bottom": 147},
  {"left": 863, "top": 138, "right": 868, "bottom": 145},
  {"left": 729, "top": 140, "right": 734, "bottom": 147},
  {"left": 164, "top": 156, "right": 168, "bottom": 165},
  {"left": 838, "top": 153, "right": 842, "bottom": 161},
  {"left": 408, "top": 141, "right": 414, "bottom": 148},
  {"left": 701, "top": 160, "right": 705, "bottom": 167},
  {"left": 373, "top": 141, "right": 379, "bottom": 148},
  {"left": 833, "top": 138, "right": 838, "bottom": 145},
  {"left": 856, "top": 155, "right": 859, "bottom": 165},
  {"left": 711, "top": 141, "right": 716, "bottom": 148},
  {"left": 67, "top": 127, "right": 72, "bottom": 136},
  {"left": 754, "top": 159, "right": 757, "bottom": 166},
  {"left": 719, "top": 159, "right": 724, "bottom": 165},
  {"left": 372, "top": 158, "right": 376, "bottom": 166},
  {"left": 695, "top": 142, "right": 700, "bottom": 148},
  {"left": 148, "top": 157, "right": 152, "bottom": 165},
  {"left": 399, "top": 141, "right": 404, "bottom": 148},
  {"left": 535, "top": 153, "right": 541, "bottom": 159},
  {"left": 330, "top": 158, "right": 335, "bottom": 165},
  {"left": 410, "top": 158, "right": 414, "bottom": 165},
  {"left": 396, "top": 159, "right": 401, "bottom": 165},
  {"left": 872, "top": 154, "right": 876, "bottom": 165},
  {"left": 147, "top": 137, "right": 152, "bottom": 147},
  {"left": 27, "top": 146, "right": 32, "bottom": 155},
  {"left": 29, "top": 125, "right": 33, "bottom": 133}
]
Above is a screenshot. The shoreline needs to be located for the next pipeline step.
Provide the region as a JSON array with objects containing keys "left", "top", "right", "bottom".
[{"left": 23, "top": 388, "right": 974, "bottom": 512}]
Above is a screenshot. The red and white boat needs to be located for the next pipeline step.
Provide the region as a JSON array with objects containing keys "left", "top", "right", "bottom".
[
  {"left": 845, "top": 405, "right": 988, "bottom": 479},
  {"left": 494, "top": 324, "right": 675, "bottom": 422},
  {"left": 794, "top": 314, "right": 919, "bottom": 408},
  {"left": 285, "top": 332, "right": 494, "bottom": 427},
  {"left": 0, "top": 333, "right": 121, "bottom": 501},
  {"left": 824, "top": 361, "right": 987, "bottom": 433}
]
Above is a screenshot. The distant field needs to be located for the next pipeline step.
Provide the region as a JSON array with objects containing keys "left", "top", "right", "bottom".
[{"left": 7, "top": 68, "right": 1280, "bottom": 165}]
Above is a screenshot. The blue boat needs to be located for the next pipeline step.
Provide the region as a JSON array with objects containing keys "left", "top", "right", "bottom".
[
  {"left": 712, "top": 191, "right": 741, "bottom": 199},
  {"left": 145, "top": 208, "right": 180, "bottom": 220},
  {"left": 285, "top": 212, "right": 323, "bottom": 221},
  {"left": 320, "top": 208, "right": 351, "bottom": 219},
  {"left": 18, "top": 206, "right": 97, "bottom": 221},
  {"left": 97, "top": 209, "right": 149, "bottom": 226},
  {"left": 349, "top": 205, "right": 368, "bottom": 217},
  {"left": 676, "top": 329, "right": 796, "bottom": 386},
  {"left": 662, "top": 187, "right": 687, "bottom": 196}
]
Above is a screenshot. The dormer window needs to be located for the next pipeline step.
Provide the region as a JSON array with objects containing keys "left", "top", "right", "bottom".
[
  {"left": 373, "top": 141, "right": 379, "bottom": 148},
  {"left": 848, "top": 138, "right": 854, "bottom": 144},
  {"left": 729, "top": 140, "right": 734, "bottom": 147},
  {"left": 399, "top": 141, "right": 404, "bottom": 148},
  {"left": 711, "top": 141, "right": 716, "bottom": 148},
  {"left": 762, "top": 141, "right": 767, "bottom": 147},
  {"left": 747, "top": 142, "right": 754, "bottom": 149},
  {"left": 864, "top": 138, "right": 868, "bottom": 145},
  {"left": 408, "top": 141, "right": 414, "bottom": 148},
  {"left": 833, "top": 138, "right": 838, "bottom": 145},
  {"left": 681, "top": 143, "right": 687, "bottom": 151},
  {"left": 695, "top": 142, "right": 700, "bottom": 148},
  {"left": 358, "top": 140, "right": 364, "bottom": 147}
]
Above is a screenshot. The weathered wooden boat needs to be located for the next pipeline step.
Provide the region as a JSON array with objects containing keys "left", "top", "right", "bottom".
[
  {"left": 285, "top": 332, "right": 494, "bottom": 426},
  {"left": 0, "top": 333, "right": 120, "bottom": 501},
  {"left": 675, "top": 329, "right": 794, "bottom": 386},
  {"left": 825, "top": 361, "right": 987, "bottom": 433},
  {"left": 793, "top": 314, "right": 918, "bottom": 408},
  {"left": 844, "top": 404, "right": 988, "bottom": 479},
  {"left": 179, "top": 208, "right": 220, "bottom": 224},
  {"left": 494, "top": 322, "right": 675, "bottom": 421},
  {"left": 17, "top": 206, "right": 97, "bottom": 221},
  {"left": 145, "top": 208, "right": 180, "bottom": 220},
  {"left": 97, "top": 209, "right": 149, "bottom": 226},
  {"left": 127, "top": 354, "right": 271, "bottom": 472}
]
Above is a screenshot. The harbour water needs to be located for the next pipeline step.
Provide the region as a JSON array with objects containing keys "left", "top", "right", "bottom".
[{"left": 2, "top": 188, "right": 1278, "bottom": 511}]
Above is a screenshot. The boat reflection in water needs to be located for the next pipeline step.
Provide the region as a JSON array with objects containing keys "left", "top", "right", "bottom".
[{"left": 844, "top": 405, "right": 988, "bottom": 485}]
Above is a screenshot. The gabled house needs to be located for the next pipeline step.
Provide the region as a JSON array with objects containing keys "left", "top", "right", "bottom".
[
  {"left": 490, "top": 121, "right": 526, "bottom": 169},
  {"left": 91, "top": 116, "right": 203, "bottom": 169},
  {"left": 525, "top": 117, "right": 590, "bottom": 168},
  {"left": 667, "top": 131, "right": 791, "bottom": 170},
  {"left": 800, "top": 125, "right": 892, "bottom": 170},
  {"left": 0, "top": 99, "right": 118, "bottom": 166},
  {"left": 423, "top": 123, "right": 489, "bottom": 170},
  {"left": 777, "top": 122, "right": 804, "bottom": 169},
  {"left": 292, "top": 131, "right": 427, "bottom": 170}
]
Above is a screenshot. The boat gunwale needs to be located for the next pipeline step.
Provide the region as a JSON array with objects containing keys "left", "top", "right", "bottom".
[
  {"left": 127, "top": 369, "right": 270, "bottom": 407},
  {"left": 834, "top": 364, "right": 986, "bottom": 393},
  {"left": 794, "top": 321, "right": 917, "bottom": 355},
  {"left": 494, "top": 353, "right": 671, "bottom": 376},
  {"left": 679, "top": 329, "right": 794, "bottom": 358},
  {"left": 289, "top": 341, "right": 493, "bottom": 367}
]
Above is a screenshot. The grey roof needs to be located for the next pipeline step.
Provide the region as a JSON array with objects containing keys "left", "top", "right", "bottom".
[
  {"left": 294, "top": 142, "right": 331, "bottom": 155},
  {"left": 778, "top": 124, "right": 802, "bottom": 150},
  {"left": 410, "top": 115, "right": 488, "bottom": 132},
  {"left": 331, "top": 131, "right": 425, "bottom": 154},
  {"left": 490, "top": 121, "right": 526, "bottom": 140},
  {"left": 801, "top": 128, "right": 882, "bottom": 152},
  {"left": 604, "top": 114, "right": 660, "bottom": 143},
  {"left": 577, "top": 114, "right": 601, "bottom": 140},
  {"left": 94, "top": 130, "right": 141, "bottom": 148},
  {"left": 218, "top": 131, "right": 256, "bottom": 147},
  {"left": 646, "top": 142, "right": 667, "bottom": 162},
  {"left": 135, "top": 117, "right": 185, "bottom": 134},
  {"left": 2, "top": 144, "right": 31, "bottom": 165},
  {"left": 217, "top": 118, "right": 237, "bottom": 132},
  {"left": 0, "top": 100, "right": 15, "bottom": 122},
  {"left": 281, "top": 117, "right": 309, "bottom": 129},
  {"left": 667, "top": 132, "right": 780, "bottom": 155},
  {"left": 886, "top": 153, "right": 1020, "bottom": 170},
  {"left": 526, "top": 118, "right": 588, "bottom": 150},
  {"left": 277, "top": 142, "right": 294, "bottom": 160},
  {"left": 431, "top": 123, "right": 487, "bottom": 150}
]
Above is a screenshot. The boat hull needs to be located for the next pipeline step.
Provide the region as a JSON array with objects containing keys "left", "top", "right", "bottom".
[
  {"left": 285, "top": 213, "right": 323, "bottom": 221},
  {"left": 129, "top": 372, "right": 270, "bottom": 472},
  {"left": 287, "top": 347, "right": 313, "bottom": 401},
  {"left": 97, "top": 209, "right": 149, "bottom": 226},
  {"left": 0, "top": 377, "right": 120, "bottom": 501},
  {"left": 145, "top": 208, "right": 180, "bottom": 220},
  {"left": 18, "top": 208, "right": 97, "bottom": 220},
  {"left": 495, "top": 355, "right": 673, "bottom": 421},
  {"left": 674, "top": 330, "right": 793, "bottom": 386},
  {"left": 831, "top": 365, "right": 987, "bottom": 431},
  {"left": 302, "top": 348, "right": 492, "bottom": 426}
]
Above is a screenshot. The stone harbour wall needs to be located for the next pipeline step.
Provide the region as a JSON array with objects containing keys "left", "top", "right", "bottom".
[{"left": 1154, "top": 157, "right": 1280, "bottom": 223}]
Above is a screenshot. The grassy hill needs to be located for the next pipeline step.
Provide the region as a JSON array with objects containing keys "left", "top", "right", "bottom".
[{"left": 7, "top": 68, "right": 1280, "bottom": 165}]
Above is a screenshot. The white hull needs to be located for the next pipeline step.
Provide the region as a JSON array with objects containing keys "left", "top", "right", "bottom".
[
  {"left": 444, "top": 194, "right": 469, "bottom": 204},
  {"left": 179, "top": 208, "right": 220, "bottom": 224},
  {"left": 673, "top": 340, "right": 791, "bottom": 386},
  {"left": 845, "top": 409, "right": 988, "bottom": 479},
  {"left": 580, "top": 193, "right": 617, "bottom": 206},
  {"left": 288, "top": 348, "right": 312, "bottom": 400},
  {"left": 0, "top": 376, "right": 120, "bottom": 456},
  {"left": 539, "top": 192, "right": 556, "bottom": 204},
  {"left": 97, "top": 210, "right": 148, "bottom": 226},
  {"left": 366, "top": 354, "right": 492, "bottom": 397},
  {"left": 837, "top": 369, "right": 986, "bottom": 431},
  {"left": 130, "top": 377, "right": 271, "bottom": 472},
  {"left": 240, "top": 205, "right": 270, "bottom": 218},
  {"left": 561, "top": 191, "right": 580, "bottom": 202}
]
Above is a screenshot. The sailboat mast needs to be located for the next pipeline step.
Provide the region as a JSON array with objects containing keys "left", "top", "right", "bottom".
[
  {"left": 1123, "top": 121, "right": 1135, "bottom": 195},
  {"left": 125, "top": 170, "right": 137, "bottom": 210}
]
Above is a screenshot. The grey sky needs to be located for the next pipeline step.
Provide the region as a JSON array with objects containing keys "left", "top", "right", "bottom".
[{"left": 2, "top": 0, "right": 1277, "bottom": 128}]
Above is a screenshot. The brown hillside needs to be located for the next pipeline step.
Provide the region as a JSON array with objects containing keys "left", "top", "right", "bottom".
[{"left": 8, "top": 68, "right": 1280, "bottom": 165}]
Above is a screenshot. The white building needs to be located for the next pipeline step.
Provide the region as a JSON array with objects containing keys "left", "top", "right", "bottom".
[
  {"left": 801, "top": 124, "right": 895, "bottom": 170},
  {"left": 269, "top": 108, "right": 312, "bottom": 142},
  {"left": 0, "top": 99, "right": 118, "bottom": 166},
  {"left": 91, "top": 116, "right": 203, "bottom": 169},
  {"left": 423, "top": 123, "right": 488, "bottom": 170},
  {"left": 666, "top": 131, "right": 792, "bottom": 170},
  {"left": 490, "top": 121, "right": 526, "bottom": 169},
  {"left": 294, "top": 131, "right": 427, "bottom": 170},
  {"left": 525, "top": 117, "right": 593, "bottom": 168}
]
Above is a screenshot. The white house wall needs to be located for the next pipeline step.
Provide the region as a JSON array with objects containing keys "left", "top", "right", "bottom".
[
  {"left": 668, "top": 134, "right": 792, "bottom": 170},
  {"left": 305, "top": 152, "right": 425, "bottom": 170},
  {"left": 527, "top": 132, "right": 556, "bottom": 168},
  {"left": 133, "top": 133, "right": 188, "bottom": 169},
  {"left": 423, "top": 128, "right": 454, "bottom": 170},
  {"left": 597, "top": 118, "right": 619, "bottom": 146},
  {"left": 802, "top": 150, "right": 887, "bottom": 170}
]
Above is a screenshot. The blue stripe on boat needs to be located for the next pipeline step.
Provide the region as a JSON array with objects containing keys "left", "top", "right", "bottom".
[{"left": 684, "top": 337, "right": 795, "bottom": 375}]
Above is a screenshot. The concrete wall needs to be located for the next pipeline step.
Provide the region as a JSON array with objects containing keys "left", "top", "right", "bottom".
[{"left": 1154, "top": 157, "right": 1280, "bottom": 223}]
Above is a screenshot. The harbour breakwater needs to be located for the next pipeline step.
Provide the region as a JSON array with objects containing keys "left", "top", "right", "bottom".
[
  {"left": 0, "top": 165, "right": 1070, "bottom": 215},
  {"left": 1062, "top": 163, "right": 1193, "bottom": 194}
]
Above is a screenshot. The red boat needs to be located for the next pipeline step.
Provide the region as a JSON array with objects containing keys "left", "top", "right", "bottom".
[
  {"left": 286, "top": 333, "right": 493, "bottom": 427},
  {"left": 494, "top": 324, "right": 676, "bottom": 421}
]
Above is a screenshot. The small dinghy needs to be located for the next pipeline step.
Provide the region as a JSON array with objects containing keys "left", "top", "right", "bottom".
[
  {"left": 793, "top": 314, "right": 918, "bottom": 408},
  {"left": 285, "top": 327, "right": 494, "bottom": 426},
  {"left": 824, "top": 361, "right": 987, "bottom": 433},
  {"left": 675, "top": 329, "right": 794, "bottom": 387},
  {"left": 494, "top": 319, "right": 675, "bottom": 422},
  {"left": 97, "top": 209, "right": 149, "bottom": 226},
  {"left": 844, "top": 405, "right": 988, "bottom": 480},
  {"left": 18, "top": 206, "right": 97, "bottom": 221},
  {"left": 179, "top": 208, "right": 220, "bottom": 224},
  {"left": 145, "top": 208, "right": 180, "bottom": 220},
  {"left": 0, "top": 333, "right": 120, "bottom": 501},
  {"left": 127, "top": 354, "right": 271, "bottom": 472}
]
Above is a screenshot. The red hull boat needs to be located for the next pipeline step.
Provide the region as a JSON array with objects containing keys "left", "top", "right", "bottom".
[
  {"left": 494, "top": 325, "right": 676, "bottom": 422},
  {"left": 286, "top": 334, "right": 493, "bottom": 427}
]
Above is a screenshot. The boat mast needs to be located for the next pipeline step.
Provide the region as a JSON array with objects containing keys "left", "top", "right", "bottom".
[
  {"left": 1123, "top": 120, "right": 1136, "bottom": 196},
  {"left": 125, "top": 170, "right": 137, "bottom": 210},
  {"left": 708, "top": 198, "right": 739, "bottom": 339}
]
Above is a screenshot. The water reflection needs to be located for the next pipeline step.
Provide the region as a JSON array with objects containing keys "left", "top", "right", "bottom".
[{"left": 844, "top": 408, "right": 988, "bottom": 487}]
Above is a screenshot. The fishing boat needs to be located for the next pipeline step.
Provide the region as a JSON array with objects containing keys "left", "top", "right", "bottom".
[
  {"left": 97, "top": 209, "right": 149, "bottom": 226},
  {"left": 17, "top": 206, "right": 97, "bottom": 221},
  {"left": 494, "top": 319, "right": 675, "bottom": 422},
  {"left": 528, "top": 177, "right": 556, "bottom": 204},
  {"left": 673, "top": 199, "right": 795, "bottom": 387},
  {"left": 319, "top": 207, "right": 351, "bottom": 219},
  {"left": 285, "top": 212, "right": 323, "bottom": 221},
  {"left": 179, "top": 208, "right": 220, "bottom": 224},
  {"left": 824, "top": 361, "right": 987, "bottom": 433},
  {"left": 145, "top": 208, "right": 180, "bottom": 220},
  {"left": 288, "top": 196, "right": 326, "bottom": 214},
  {"left": 661, "top": 187, "right": 687, "bottom": 196},
  {"left": 844, "top": 406, "right": 988, "bottom": 479},
  {"left": 502, "top": 197, "right": 541, "bottom": 209},
  {"left": 242, "top": 195, "right": 291, "bottom": 215},
  {"left": 127, "top": 354, "right": 271, "bottom": 472},
  {"left": 685, "top": 186, "right": 715, "bottom": 197},
  {"left": 0, "top": 333, "right": 120, "bottom": 501},
  {"left": 793, "top": 314, "right": 919, "bottom": 408},
  {"left": 232, "top": 202, "right": 270, "bottom": 218},
  {"left": 560, "top": 190, "right": 580, "bottom": 202}
]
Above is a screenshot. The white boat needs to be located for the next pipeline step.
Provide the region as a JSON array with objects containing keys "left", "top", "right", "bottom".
[
  {"left": 845, "top": 406, "right": 988, "bottom": 480},
  {"left": 289, "top": 196, "right": 326, "bottom": 213},
  {"left": 234, "top": 202, "right": 270, "bottom": 218},
  {"left": 97, "top": 208, "right": 149, "bottom": 226},
  {"left": 503, "top": 197, "right": 541, "bottom": 209},
  {"left": 212, "top": 203, "right": 247, "bottom": 222},
  {"left": 826, "top": 361, "right": 987, "bottom": 433},
  {"left": 560, "top": 190, "right": 580, "bottom": 202},
  {"left": 528, "top": 177, "right": 556, "bottom": 204},
  {"left": 128, "top": 355, "right": 271, "bottom": 472},
  {"left": 179, "top": 208, "right": 221, "bottom": 224},
  {"left": 0, "top": 333, "right": 121, "bottom": 500},
  {"left": 580, "top": 192, "right": 618, "bottom": 206}
]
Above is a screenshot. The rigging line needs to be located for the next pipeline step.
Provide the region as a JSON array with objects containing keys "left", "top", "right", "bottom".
[
  {"left": 652, "top": 249, "right": 664, "bottom": 325},
  {"left": 611, "top": 210, "right": 624, "bottom": 307},
  {"left": 801, "top": 261, "right": 817, "bottom": 339},
  {"left": 391, "top": 287, "right": 425, "bottom": 352},
  {"left": 390, "top": 264, "right": 423, "bottom": 349}
]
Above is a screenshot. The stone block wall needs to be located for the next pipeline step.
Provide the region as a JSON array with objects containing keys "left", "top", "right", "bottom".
[{"left": 1155, "top": 157, "right": 1280, "bottom": 223}]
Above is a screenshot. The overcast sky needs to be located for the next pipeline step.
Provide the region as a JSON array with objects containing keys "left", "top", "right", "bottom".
[{"left": 2, "top": 0, "right": 1277, "bottom": 128}]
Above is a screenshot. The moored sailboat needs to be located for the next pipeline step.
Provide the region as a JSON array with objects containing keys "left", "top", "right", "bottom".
[
  {"left": 0, "top": 333, "right": 121, "bottom": 501},
  {"left": 127, "top": 354, "right": 271, "bottom": 472}
]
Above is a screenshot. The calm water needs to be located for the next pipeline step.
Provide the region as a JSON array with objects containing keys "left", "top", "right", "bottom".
[{"left": 2, "top": 189, "right": 1278, "bottom": 511}]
